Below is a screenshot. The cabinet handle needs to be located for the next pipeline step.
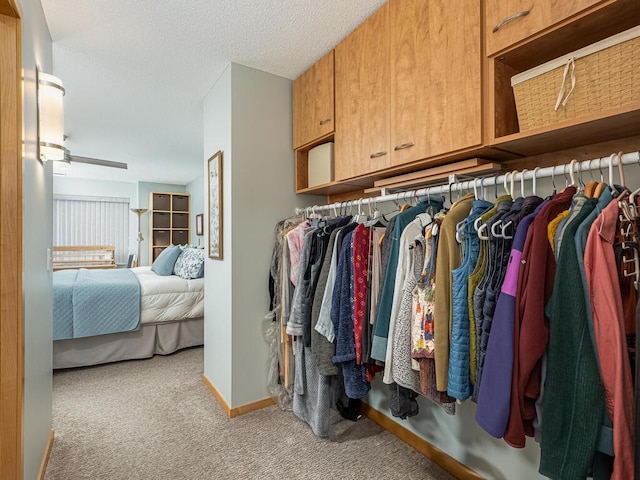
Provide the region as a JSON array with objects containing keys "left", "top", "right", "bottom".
[
  {"left": 319, "top": 118, "right": 332, "bottom": 126},
  {"left": 370, "top": 151, "right": 388, "bottom": 159},
  {"left": 492, "top": 10, "right": 530, "bottom": 33},
  {"left": 394, "top": 142, "right": 415, "bottom": 151}
]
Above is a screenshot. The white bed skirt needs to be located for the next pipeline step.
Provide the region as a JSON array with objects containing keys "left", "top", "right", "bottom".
[{"left": 53, "top": 317, "right": 204, "bottom": 369}]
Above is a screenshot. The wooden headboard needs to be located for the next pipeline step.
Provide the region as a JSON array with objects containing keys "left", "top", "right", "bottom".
[{"left": 52, "top": 246, "right": 117, "bottom": 271}]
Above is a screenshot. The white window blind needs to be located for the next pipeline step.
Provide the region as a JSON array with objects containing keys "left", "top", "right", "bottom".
[{"left": 53, "top": 195, "right": 130, "bottom": 265}]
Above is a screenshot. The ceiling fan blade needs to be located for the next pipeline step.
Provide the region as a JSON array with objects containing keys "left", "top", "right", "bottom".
[{"left": 70, "top": 155, "right": 128, "bottom": 170}]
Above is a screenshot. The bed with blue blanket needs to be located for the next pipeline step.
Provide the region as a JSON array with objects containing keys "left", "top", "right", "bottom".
[{"left": 53, "top": 266, "right": 204, "bottom": 369}]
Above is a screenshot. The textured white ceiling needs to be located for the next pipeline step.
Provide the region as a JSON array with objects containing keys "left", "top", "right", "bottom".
[{"left": 41, "top": 0, "right": 386, "bottom": 185}]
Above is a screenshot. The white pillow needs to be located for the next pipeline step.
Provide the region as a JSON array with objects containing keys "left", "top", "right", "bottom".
[{"left": 173, "top": 247, "right": 204, "bottom": 279}]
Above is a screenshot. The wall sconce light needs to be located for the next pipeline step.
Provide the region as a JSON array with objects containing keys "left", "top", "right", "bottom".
[{"left": 36, "top": 67, "right": 65, "bottom": 163}]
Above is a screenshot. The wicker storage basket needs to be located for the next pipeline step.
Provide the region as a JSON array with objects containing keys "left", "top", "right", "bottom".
[{"left": 511, "top": 26, "right": 640, "bottom": 132}]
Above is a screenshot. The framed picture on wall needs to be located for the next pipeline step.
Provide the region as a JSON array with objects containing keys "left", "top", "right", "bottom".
[
  {"left": 208, "top": 151, "right": 223, "bottom": 259},
  {"left": 195, "top": 213, "right": 204, "bottom": 236}
]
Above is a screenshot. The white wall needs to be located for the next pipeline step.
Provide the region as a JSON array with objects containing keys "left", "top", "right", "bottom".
[
  {"left": 367, "top": 381, "right": 542, "bottom": 479},
  {"left": 53, "top": 176, "right": 138, "bottom": 261},
  {"left": 186, "top": 174, "right": 205, "bottom": 248},
  {"left": 229, "top": 64, "right": 322, "bottom": 406},
  {"left": 203, "top": 64, "right": 233, "bottom": 402},
  {"left": 19, "top": 0, "right": 53, "bottom": 477},
  {"left": 203, "top": 63, "right": 321, "bottom": 407},
  {"left": 136, "top": 182, "right": 186, "bottom": 266}
]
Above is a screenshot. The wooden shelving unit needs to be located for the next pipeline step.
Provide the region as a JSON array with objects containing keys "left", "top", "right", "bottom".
[{"left": 149, "top": 192, "right": 190, "bottom": 262}]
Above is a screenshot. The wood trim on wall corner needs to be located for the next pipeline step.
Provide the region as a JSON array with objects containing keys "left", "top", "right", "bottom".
[
  {"left": 0, "top": 7, "right": 23, "bottom": 480},
  {"left": 229, "top": 397, "right": 274, "bottom": 418},
  {"left": 360, "top": 403, "right": 485, "bottom": 480},
  {"left": 202, "top": 374, "right": 232, "bottom": 417},
  {"left": 202, "top": 374, "right": 274, "bottom": 418},
  {"left": 37, "top": 429, "right": 55, "bottom": 480}
]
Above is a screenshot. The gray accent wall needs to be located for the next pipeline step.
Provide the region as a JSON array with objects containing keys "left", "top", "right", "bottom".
[{"left": 20, "top": 0, "right": 53, "bottom": 477}]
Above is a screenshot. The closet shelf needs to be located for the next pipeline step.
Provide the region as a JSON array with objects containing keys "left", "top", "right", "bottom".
[
  {"left": 296, "top": 180, "right": 371, "bottom": 196},
  {"left": 491, "top": 94, "right": 640, "bottom": 157},
  {"left": 365, "top": 158, "right": 504, "bottom": 194}
]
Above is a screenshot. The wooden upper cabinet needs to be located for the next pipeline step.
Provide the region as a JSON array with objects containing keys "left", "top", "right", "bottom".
[
  {"left": 486, "top": 0, "right": 605, "bottom": 56},
  {"left": 390, "top": 0, "right": 482, "bottom": 167},
  {"left": 335, "top": 3, "right": 390, "bottom": 181},
  {"left": 292, "top": 50, "right": 335, "bottom": 149}
]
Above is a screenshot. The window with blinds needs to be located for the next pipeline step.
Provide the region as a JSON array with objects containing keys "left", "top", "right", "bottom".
[{"left": 53, "top": 195, "right": 130, "bottom": 266}]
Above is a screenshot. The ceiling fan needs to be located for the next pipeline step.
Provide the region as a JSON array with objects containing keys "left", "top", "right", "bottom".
[
  {"left": 54, "top": 151, "right": 128, "bottom": 175},
  {"left": 67, "top": 154, "right": 128, "bottom": 170}
]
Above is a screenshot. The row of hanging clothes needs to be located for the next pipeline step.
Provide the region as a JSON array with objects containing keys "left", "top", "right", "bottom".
[{"left": 265, "top": 151, "right": 640, "bottom": 480}]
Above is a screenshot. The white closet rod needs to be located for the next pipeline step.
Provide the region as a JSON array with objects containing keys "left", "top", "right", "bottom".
[{"left": 296, "top": 151, "right": 640, "bottom": 214}]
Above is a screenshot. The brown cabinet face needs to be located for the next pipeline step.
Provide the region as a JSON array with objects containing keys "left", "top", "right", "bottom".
[
  {"left": 172, "top": 230, "right": 188, "bottom": 245},
  {"left": 152, "top": 194, "right": 171, "bottom": 211},
  {"left": 153, "top": 212, "right": 171, "bottom": 228},
  {"left": 333, "top": 0, "right": 482, "bottom": 182},
  {"left": 172, "top": 213, "right": 189, "bottom": 229},
  {"left": 172, "top": 195, "right": 189, "bottom": 212},
  {"left": 153, "top": 230, "right": 170, "bottom": 246},
  {"left": 335, "top": 3, "right": 390, "bottom": 181},
  {"left": 293, "top": 50, "right": 335, "bottom": 149},
  {"left": 389, "top": 0, "right": 482, "bottom": 167},
  {"left": 485, "top": 0, "right": 604, "bottom": 56}
]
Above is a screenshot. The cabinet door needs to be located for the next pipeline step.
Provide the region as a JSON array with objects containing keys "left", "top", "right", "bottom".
[
  {"left": 292, "top": 50, "right": 335, "bottom": 149},
  {"left": 390, "top": 0, "right": 482, "bottom": 167},
  {"left": 486, "top": 0, "right": 604, "bottom": 56},
  {"left": 335, "top": 3, "right": 390, "bottom": 181}
]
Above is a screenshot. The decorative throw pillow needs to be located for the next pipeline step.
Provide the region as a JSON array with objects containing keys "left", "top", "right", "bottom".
[
  {"left": 173, "top": 247, "right": 205, "bottom": 279},
  {"left": 150, "top": 244, "right": 182, "bottom": 276}
]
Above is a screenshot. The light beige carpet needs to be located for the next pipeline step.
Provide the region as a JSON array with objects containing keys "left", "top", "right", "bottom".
[{"left": 45, "top": 346, "right": 455, "bottom": 480}]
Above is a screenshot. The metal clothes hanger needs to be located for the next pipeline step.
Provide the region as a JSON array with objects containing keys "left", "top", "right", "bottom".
[
  {"left": 533, "top": 167, "right": 540, "bottom": 196},
  {"left": 578, "top": 162, "right": 586, "bottom": 189}
]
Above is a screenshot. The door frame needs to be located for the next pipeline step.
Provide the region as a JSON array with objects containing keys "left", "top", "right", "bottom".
[{"left": 0, "top": 0, "right": 23, "bottom": 478}]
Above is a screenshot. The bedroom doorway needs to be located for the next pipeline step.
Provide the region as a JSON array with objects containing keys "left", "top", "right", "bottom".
[{"left": 0, "top": 0, "right": 24, "bottom": 478}]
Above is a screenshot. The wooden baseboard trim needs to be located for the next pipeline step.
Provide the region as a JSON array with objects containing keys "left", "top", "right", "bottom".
[
  {"left": 202, "top": 375, "right": 274, "bottom": 418},
  {"left": 37, "top": 429, "right": 54, "bottom": 480},
  {"left": 229, "top": 397, "right": 275, "bottom": 417},
  {"left": 361, "top": 403, "right": 484, "bottom": 480},
  {"left": 202, "top": 374, "right": 232, "bottom": 417}
]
